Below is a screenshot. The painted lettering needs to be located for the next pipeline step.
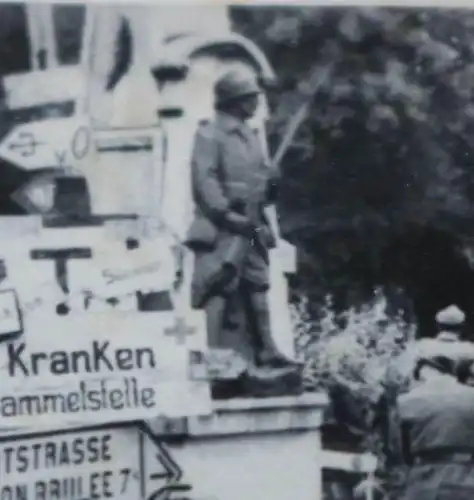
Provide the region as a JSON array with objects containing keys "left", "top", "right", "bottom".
[
  {"left": 1, "top": 434, "right": 113, "bottom": 474},
  {"left": 71, "top": 126, "right": 90, "bottom": 160},
  {"left": 116, "top": 349, "right": 134, "bottom": 370},
  {"left": 0, "top": 485, "right": 27, "bottom": 500},
  {"left": 54, "top": 149, "right": 67, "bottom": 166},
  {"left": 102, "top": 261, "right": 162, "bottom": 285},
  {"left": 7, "top": 341, "right": 156, "bottom": 377},
  {"left": 31, "top": 477, "right": 86, "bottom": 499},
  {"left": 30, "top": 247, "right": 92, "bottom": 296},
  {"left": 142, "top": 387, "right": 156, "bottom": 408},
  {"left": 0, "top": 377, "right": 157, "bottom": 419},
  {"left": 0, "top": 429, "right": 142, "bottom": 500},
  {"left": 89, "top": 471, "right": 114, "bottom": 499}
]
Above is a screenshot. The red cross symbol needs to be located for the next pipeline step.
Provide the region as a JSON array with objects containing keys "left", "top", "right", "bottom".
[{"left": 164, "top": 316, "right": 196, "bottom": 345}]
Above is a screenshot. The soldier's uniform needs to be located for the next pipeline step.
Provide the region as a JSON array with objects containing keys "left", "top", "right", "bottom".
[
  {"left": 186, "top": 69, "right": 289, "bottom": 368},
  {"left": 395, "top": 354, "right": 474, "bottom": 500}
]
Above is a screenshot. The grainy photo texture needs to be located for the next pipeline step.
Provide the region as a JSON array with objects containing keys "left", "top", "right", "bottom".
[{"left": 0, "top": 4, "right": 473, "bottom": 500}]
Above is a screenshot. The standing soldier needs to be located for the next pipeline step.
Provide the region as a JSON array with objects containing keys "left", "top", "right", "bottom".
[
  {"left": 185, "top": 67, "right": 296, "bottom": 369},
  {"left": 394, "top": 350, "right": 474, "bottom": 500},
  {"left": 434, "top": 304, "right": 465, "bottom": 342}
]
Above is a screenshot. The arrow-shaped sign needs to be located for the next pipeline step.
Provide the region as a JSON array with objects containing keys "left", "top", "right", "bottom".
[
  {"left": 0, "top": 117, "right": 92, "bottom": 171},
  {"left": 147, "top": 442, "right": 192, "bottom": 500},
  {"left": 140, "top": 422, "right": 192, "bottom": 500},
  {"left": 151, "top": 442, "right": 183, "bottom": 482}
]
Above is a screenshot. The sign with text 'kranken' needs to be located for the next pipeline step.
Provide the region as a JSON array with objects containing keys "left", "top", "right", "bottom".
[{"left": 0, "top": 312, "right": 211, "bottom": 430}]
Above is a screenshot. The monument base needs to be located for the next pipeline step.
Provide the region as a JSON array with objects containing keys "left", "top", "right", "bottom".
[
  {"left": 147, "top": 392, "right": 329, "bottom": 500},
  {"left": 191, "top": 348, "right": 305, "bottom": 400},
  {"left": 211, "top": 366, "right": 304, "bottom": 400}
]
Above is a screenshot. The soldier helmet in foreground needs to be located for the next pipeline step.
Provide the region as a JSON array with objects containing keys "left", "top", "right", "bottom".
[
  {"left": 435, "top": 304, "right": 465, "bottom": 327},
  {"left": 214, "top": 68, "right": 262, "bottom": 105}
]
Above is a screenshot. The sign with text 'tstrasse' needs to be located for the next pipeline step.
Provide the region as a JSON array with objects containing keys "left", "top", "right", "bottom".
[
  {"left": 0, "top": 426, "right": 142, "bottom": 500},
  {"left": 0, "top": 422, "right": 193, "bottom": 500}
]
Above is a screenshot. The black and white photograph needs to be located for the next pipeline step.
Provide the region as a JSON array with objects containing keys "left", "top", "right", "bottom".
[{"left": 1, "top": 2, "right": 474, "bottom": 500}]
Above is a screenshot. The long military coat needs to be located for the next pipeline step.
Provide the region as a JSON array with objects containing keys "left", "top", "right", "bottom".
[
  {"left": 395, "top": 378, "right": 474, "bottom": 500},
  {"left": 186, "top": 112, "right": 279, "bottom": 308}
]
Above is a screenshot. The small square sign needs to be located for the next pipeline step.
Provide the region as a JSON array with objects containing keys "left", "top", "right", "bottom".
[{"left": 0, "top": 288, "right": 23, "bottom": 342}]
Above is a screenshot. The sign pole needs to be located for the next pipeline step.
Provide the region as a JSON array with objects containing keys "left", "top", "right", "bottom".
[{"left": 78, "top": 4, "right": 97, "bottom": 117}]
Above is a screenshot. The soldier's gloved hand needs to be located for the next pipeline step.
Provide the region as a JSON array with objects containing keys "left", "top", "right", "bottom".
[{"left": 224, "top": 212, "right": 256, "bottom": 237}]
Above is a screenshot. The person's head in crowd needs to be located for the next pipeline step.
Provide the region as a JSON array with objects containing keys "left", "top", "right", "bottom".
[
  {"left": 413, "top": 354, "right": 455, "bottom": 383},
  {"left": 435, "top": 305, "right": 465, "bottom": 341}
]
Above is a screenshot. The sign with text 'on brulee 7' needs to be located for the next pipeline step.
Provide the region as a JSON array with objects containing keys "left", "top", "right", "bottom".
[
  {"left": 0, "top": 312, "right": 211, "bottom": 430},
  {"left": 0, "top": 422, "right": 190, "bottom": 500},
  {"left": 0, "top": 425, "right": 142, "bottom": 500}
]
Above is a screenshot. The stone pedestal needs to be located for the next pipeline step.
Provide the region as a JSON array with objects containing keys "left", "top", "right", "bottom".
[{"left": 147, "top": 393, "right": 329, "bottom": 500}]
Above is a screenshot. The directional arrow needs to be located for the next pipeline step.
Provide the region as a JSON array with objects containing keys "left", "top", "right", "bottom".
[
  {"left": 147, "top": 443, "right": 191, "bottom": 500},
  {"left": 150, "top": 442, "right": 183, "bottom": 483},
  {"left": 140, "top": 422, "right": 192, "bottom": 500},
  {"left": 0, "top": 117, "right": 92, "bottom": 171},
  {"left": 7, "top": 131, "right": 46, "bottom": 158}
]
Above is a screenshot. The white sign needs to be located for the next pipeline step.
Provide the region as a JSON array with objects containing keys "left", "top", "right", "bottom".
[
  {"left": 0, "top": 289, "right": 22, "bottom": 341},
  {"left": 0, "top": 312, "right": 210, "bottom": 430},
  {"left": 0, "top": 226, "right": 178, "bottom": 317},
  {"left": 92, "top": 234, "right": 178, "bottom": 297},
  {"left": 0, "top": 117, "right": 92, "bottom": 172},
  {"left": 0, "top": 423, "right": 191, "bottom": 500},
  {"left": 0, "top": 425, "right": 141, "bottom": 500}
]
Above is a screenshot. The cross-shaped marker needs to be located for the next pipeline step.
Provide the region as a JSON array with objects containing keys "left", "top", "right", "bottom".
[
  {"left": 8, "top": 131, "right": 45, "bottom": 158},
  {"left": 164, "top": 317, "right": 196, "bottom": 345}
]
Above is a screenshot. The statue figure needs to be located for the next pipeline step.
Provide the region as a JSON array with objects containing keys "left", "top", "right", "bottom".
[{"left": 185, "top": 67, "right": 299, "bottom": 373}]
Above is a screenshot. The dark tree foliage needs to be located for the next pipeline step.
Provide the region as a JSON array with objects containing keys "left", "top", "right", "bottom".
[{"left": 231, "top": 7, "right": 474, "bottom": 331}]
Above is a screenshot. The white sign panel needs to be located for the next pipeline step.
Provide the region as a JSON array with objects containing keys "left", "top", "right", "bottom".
[
  {"left": 0, "top": 425, "right": 141, "bottom": 500},
  {"left": 0, "top": 289, "right": 22, "bottom": 341},
  {"left": 0, "top": 226, "right": 178, "bottom": 317},
  {"left": 0, "top": 117, "right": 92, "bottom": 172},
  {"left": 0, "top": 422, "right": 193, "bottom": 500},
  {"left": 0, "top": 312, "right": 211, "bottom": 430}
]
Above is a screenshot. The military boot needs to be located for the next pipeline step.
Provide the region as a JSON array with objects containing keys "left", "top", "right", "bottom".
[
  {"left": 250, "top": 293, "right": 302, "bottom": 369},
  {"left": 256, "top": 344, "right": 302, "bottom": 370}
]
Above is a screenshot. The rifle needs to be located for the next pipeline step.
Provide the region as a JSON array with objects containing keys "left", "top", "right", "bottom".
[{"left": 271, "top": 64, "right": 333, "bottom": 169}]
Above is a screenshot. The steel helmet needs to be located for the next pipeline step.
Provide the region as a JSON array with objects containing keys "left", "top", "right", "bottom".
[
  {"left": 435, "top": 304, "right": 465, "bottom": 327},
  {"left": 214, "top": 68, "right": 261, "bottom": 105}
]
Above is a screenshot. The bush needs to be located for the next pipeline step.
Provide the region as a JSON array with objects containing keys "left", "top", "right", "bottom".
[{"left": 292, "top": 288, "right": 416, "bottom": 459}]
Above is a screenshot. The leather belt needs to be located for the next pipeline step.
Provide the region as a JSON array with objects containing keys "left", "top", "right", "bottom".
[{"left": 413, "top": 450, "right": 474, "bottom": 465}]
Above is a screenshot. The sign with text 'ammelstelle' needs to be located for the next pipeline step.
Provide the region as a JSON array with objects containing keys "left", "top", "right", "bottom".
[{"left": 0, "top": 312, "right": 211, "bottom": 430}]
